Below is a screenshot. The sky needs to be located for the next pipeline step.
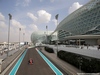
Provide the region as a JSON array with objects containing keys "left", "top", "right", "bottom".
[{"left": 0, "top": 0, "right": 90, "bottom": 42}]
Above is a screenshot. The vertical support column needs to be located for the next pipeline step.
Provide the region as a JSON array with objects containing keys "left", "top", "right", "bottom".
[
  {"left": 0, "top": 59, "right": 3, "bottom": 73},
  {"left": 79, "top": 39, "right": 80, "bottom": 47}
]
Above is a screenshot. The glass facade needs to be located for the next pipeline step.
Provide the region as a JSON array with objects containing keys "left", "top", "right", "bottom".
[
  {"left": 55, "top": 0, "right": 100, "bottom": 40},
  {"left": 31, "top": 31, "right": 56, "bottom": 44},
  {"left": 31, "top": 31, "right": 46, "bottom": 44}
]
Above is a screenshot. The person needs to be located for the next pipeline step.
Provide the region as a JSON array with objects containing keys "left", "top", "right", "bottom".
[
  {"left": 28, "top": 58, "right": 33, "bottom": 64},
  {"left": 87, "top": 44, "right": 89, "bottom": 49},
  {"left": 97, "top": 45, "right": 100, "bottom": 50}
]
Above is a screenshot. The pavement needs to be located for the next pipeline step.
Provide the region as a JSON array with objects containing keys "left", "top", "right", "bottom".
[
  {"left": 46, "top": 45, "right": 100, "bottom": 59},
  {"left": 40, "top": 47, "right": 81, "bottom": 75}
]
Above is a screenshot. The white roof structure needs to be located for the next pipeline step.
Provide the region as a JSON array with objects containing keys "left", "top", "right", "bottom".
[{"left": 65, "top": 35, "right": 100, "bottom": 40}]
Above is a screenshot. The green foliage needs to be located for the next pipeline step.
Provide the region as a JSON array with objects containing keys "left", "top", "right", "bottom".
[
  {"left": 57, "top": 50, "right": 100, "bottom": 73},
  {"left": 44, "top": 47, "right": 54, "bottom": 53}
]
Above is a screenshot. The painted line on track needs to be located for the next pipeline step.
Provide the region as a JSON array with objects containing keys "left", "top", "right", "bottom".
[
  {"left": 9, "top": 49, "right": 28, "bottom": 75},
  {"left": 36, "top": 48, "right": 63, "bottom": 75}
]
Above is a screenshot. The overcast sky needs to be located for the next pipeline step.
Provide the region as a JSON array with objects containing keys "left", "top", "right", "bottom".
[{"left": 0, "top": 0, "right": 90, "bottom": 42}]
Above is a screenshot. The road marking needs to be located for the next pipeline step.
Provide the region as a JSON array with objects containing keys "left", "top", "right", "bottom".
[
  {"left": 36, "top": 48, "right": 63, "bottom": 75},
  {"left": 9, "top": 49, "right": 27, "bottom": 75}
]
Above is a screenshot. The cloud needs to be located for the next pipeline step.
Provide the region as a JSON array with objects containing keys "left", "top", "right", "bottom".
[
  {"left": 23, "top": 0, "right": 31, "bottom": 6},
  {"left": 11, "top": 19, "right": 26, "bottom": 29},
  {"left": 16, "top": 0, "right": 31, "bottom": 7},
  {"left": 0, "top": 12, "right": 5, "bottom": 21},
  {"left": 68, "top": 2, "right": 83, "bottom": 14},
  {"left": 39, "top": 0, "right": 55, "bottom": 2},
  {"left": 27, "top": 10, "right": 51, "bottom": 24},
  {"left": 27, "top": 12, "right": 38, "bottom": 22},
  {"left": 0, "top": 13, "right": 7, "bottom": 42},
  {"left": 0, "top": 21, "right": 6, "bottom": 28},
  {"left": 29, "top": 24, "right": 38, "bottom": 31},
  {"left": 0, "top": 12, "right": 6, "bottom": 28},
  {"left": 37, "top": 10, "right": 51, "bottom": 23}
]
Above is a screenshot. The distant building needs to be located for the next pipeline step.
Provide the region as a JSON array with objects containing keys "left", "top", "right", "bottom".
[{"left": 31, "top": 31, "right": 56, "bottom": 44}]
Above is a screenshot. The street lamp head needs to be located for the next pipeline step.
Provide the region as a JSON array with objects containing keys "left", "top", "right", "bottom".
[
  {"left": 55, "top": 14, "right": 59, "bottom": 20},
  {"left": 8, "top": 13, "right": 12, "bottom": 20},
  {"left": 19, "top": 28, "right": 21, "bottom": 31},
  {"left": 46, "top": 25, "right": 48, "bottom": 29}
]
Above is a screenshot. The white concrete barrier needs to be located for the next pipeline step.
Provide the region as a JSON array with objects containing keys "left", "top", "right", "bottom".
[{"left": 0, "top": 59, "right": 3, "bottom": 73}]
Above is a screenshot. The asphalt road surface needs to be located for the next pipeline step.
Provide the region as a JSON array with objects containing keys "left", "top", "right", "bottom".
[{"left": 16, "top": 48, "right": 55, "bottom": 75}]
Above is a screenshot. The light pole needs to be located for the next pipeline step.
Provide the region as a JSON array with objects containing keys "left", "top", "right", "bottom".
[
  {"left": 23, "top": 33, "right": 25, "bottom": 42},
  {"left": 44, "top": 32, "right": 46, "bottom": 44},
  {"left": 46, "top": 25, "right": 48, "bottom": 44},
  {"left": 7, "top": 13, "right": 12, "bottom": 57},
  {"left": 19, "top": 28, "right": 21, "bottom": 50},
  {"left": 55, "top": 14, "right": 59, "bottom": 54}
]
